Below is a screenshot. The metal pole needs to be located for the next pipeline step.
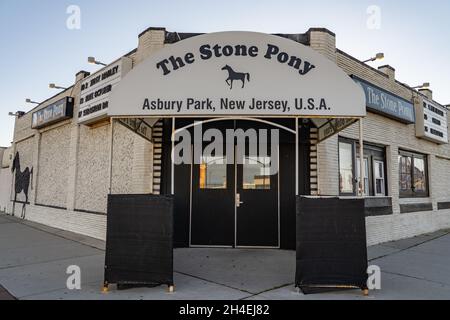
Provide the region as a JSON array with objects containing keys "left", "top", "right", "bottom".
[
  {"left": 171, "top": 117, "right": 175, "bottom": 195},
  {"left": 359, "top": 118, "right": 364, "bottom": 197},
  {"left": 295, "top": 117, "right": 299, "bottom": 196}
]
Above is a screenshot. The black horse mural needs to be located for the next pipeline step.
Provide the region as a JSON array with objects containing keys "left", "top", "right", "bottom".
[
  {"left": 11, "top": 152, "right": 33, "bottom": 219},
  {"left": 221, "top": 65, "right": 250, "bottom": 89}
]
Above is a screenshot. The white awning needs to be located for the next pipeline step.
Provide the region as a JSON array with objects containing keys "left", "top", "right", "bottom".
[{"left": 108, "top": 31, "right": 366, "bottom": 120}]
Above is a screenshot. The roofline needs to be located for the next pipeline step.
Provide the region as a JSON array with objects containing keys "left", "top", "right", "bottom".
[
  {"left": 336, "top": 48, "right": 389, "bottom": 79},
  {"left": 336, "top": 48, "right": 445, "bottom": 106},
  {"left": 22, "top": 86, "right": 74, "bottom": 116},
  {"left": 17, "top": 29, "right": 447, "bottom": 117}
]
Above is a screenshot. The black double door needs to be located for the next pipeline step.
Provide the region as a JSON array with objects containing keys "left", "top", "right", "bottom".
[{"left": 191, "top": 120, "right": 279, "bottom": 248}]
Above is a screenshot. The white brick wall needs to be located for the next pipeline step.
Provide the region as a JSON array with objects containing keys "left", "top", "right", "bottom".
[
  {"left": 0, "top": 168, "right": 12, "bottom": 212},
  {"left": 21, "top": 204, "right": 106, "bottom": 240},
  {"left": 317, "top": 135, "right": 339, "bottom": 196},
  {"left": 36, "top": 124, "right": 71, "bottom": 208}
]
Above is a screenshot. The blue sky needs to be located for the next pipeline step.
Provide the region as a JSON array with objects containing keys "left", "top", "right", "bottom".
[{"left": 1, "top": 0, "right": 449, "bottom": 146}]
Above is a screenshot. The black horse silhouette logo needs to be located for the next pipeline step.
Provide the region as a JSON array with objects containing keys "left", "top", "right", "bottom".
[
  {"left": 221, "top": 65, "right": 250, "bottom": 89},
  {"left": 11, "top": 152, "right": 33, "bottom": 219}
]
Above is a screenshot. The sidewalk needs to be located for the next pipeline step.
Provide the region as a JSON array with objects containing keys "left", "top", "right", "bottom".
[{"left": 1, "top": 213, "right": 450, "bottom": 300}]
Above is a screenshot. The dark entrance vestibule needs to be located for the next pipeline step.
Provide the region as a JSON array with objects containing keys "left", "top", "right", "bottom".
[{"left": 161, "top": 118, "right": 312, "bottom": 250}]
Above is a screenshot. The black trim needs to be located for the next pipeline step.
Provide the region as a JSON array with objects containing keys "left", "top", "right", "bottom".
[
  {"left": 76, "top": 70, "right": 90, "bottom": 78},
  {"left": 160, "top": 119, "right": 173, "bottom": 196},
  {"left": 365, "top": 197, "right": 393, "bottom": 217},
  {"left": 307, "top": 27, "right": 336, "bottom": 37},
  {"left": 378, "top": 65, "right": 395, "bottom": 72},
  {"left": 438, "top": 202, "right": 450, "bottom": 210},
  {"left": 164, "top": 31, "right": 310, "bottom": 45},
  {"left": 138, "top": 26, "right": 166, "bottom": 38},
  {"left": 74, "top": 209, "right": 107, "bottom": 216},
  {"left": 10, "top": 200, "right": 30, "bottom": 205},
  {"left": 365, "top": 206, "right": 393, "bottom": 217},
  {"left": 165, "top": 32, "right": 204, "bottom": 44},
  {"left": 298, "top": 122, "right": 312, "bottom": 196},
  {"left": 400, "top": 203, "right": 433, "bottom": 214},
  {"left": 35, "top": 203, "right": 67, "bottom": 210}
]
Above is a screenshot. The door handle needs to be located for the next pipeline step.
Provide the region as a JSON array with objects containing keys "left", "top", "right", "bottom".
[{"left": 236, "top": 193, "right": 244, "bottom": 208}]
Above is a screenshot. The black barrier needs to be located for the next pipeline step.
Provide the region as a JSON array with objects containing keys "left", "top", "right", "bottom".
[
  {"left": 104, "top": 194, "right": 174, "bottom": 291},
  {"left": 296, "top": 196, "right": 368, "bottom": 294}
]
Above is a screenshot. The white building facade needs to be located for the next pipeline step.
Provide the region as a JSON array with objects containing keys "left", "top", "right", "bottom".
[{"left": 4, "top": 27, "right": 450, "bottom": 247}]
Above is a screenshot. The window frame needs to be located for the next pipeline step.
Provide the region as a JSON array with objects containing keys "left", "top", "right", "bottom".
[
  {"left": 373, "top": 160, "right": 386, "bottom": 197},
  {"left": 356, "top": 157, "right": 370, "bottom": 197},
  {"left": 398, "top": 150, "right": 429, "bottom": 198},
  {"left": 338, "top": 139, "right": 357, "bottom": 196},
  {"left": 338, "top": 137, "right": 388, "bottom": 197},
  {"left": 199, "top": 155, "right": 228, "bottom": 190}
]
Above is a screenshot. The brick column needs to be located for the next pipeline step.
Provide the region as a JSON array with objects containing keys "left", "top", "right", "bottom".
[
  {"left": 387, "top": 145, "right": 400, "bottom": 214},
  {"left": 130, "top": 27, "right": 166, "bottom": 194},
  {"left": 307, "top": 28, "right": 337, "bottom": 62},
  {"left": 66, "top": 71, "right": 90, "bottom": 211},
  {"left": 131, "top": 137, "right": 154, "bottom": 194},
  {"left": 308, "top": 28, "right": 339, "bottom": 196},
  {"left": 134, "top": 27, "right": 166, "bottom": 65}
]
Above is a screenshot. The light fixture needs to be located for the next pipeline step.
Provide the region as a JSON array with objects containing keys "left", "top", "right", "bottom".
[
  {"left": 88, "top": 56, "right": 107, "bottom": 67},
  {"left": 25, "top": 98, "right": 41, "bottom": 105},
  {"left": 49, "top": 83, "right": 67, "bottom": 90},
  {"left": 412, "top": 82, "right": 430, "bottom": 90},
  {"left": 363, "top": 52, "right": 385, "bottom": 63}
]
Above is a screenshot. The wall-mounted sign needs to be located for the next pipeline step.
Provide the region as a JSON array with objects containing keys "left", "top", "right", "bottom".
[
  {"left": 109, "top": 32, "right": 366, "bottom": 118},
  {"left": 32, "top": 97, "right": 74, "bottom": 129},
  {"left": 78, "top": 57, "right": 132, "bottom": 124},
  {"left": 117, "top": 118, "right": 153, "bottom": 142},
  {"left": 318, "top": 118, "right": 357, "bottom": 142},
  {"left": 353, "top": 76, "right": 415, "bottom": 124},
  {"left": 415, "top": 97, "right": 448, "bottom": 144}
]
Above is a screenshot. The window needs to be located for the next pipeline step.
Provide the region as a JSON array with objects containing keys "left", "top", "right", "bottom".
[
  {"left": 356, "top": 158, "right": 369, "bottom": 196},
  {"left": 398, "top": 150, "right": 428, "bottom": 198},
  {"left": 199, "top": 156, "right": 227, "bottom": 189},
  {"left": 373, "top": 160, "right": 386, "bottom": 196},
  {"left": 242, "top": 156, "right": 271, "bottom": 190},
  {"left": 339, "top": 141, "right": 354, "bottom": 194},
  {"left": 338, "top": 137, "right": 387, "bottom": 197}
]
